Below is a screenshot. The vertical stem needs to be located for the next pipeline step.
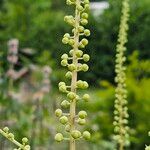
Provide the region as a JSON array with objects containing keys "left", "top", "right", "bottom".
[{"left": 70, "top": 0, "right": 80, "bottom": 150}]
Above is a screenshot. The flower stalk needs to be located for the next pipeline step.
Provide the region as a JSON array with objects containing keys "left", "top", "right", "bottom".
[
  {"left": 113, "top": 0, "right": 130, "bottom": 150},
  {"left": 55, "top": 0, "right": 91, "bottom": 150}
]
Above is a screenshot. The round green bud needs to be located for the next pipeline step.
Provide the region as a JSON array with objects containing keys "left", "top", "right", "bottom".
[
  {"left": 69, "top": 49, "right": 74, "bottom": 56},
  {"left": 84, "top": 4, "right": 90, "bottom": 10},
  {"left": 66, "top": 0, "right": 72, "bottom": 5},
  {"left": 83, "top": 131, "right": 91, "bottom": 140},
  {"left": 3, "top": 127, "right": 9, "bottom": 133},
  {"left": 65, "top": 71, "right": 72, "bottom": 79},
  {"left": 79, "top": 43, "right": 85, "bottom": 49},
  {"left": 81, "top": 13, "right": 89, "bottom": 19},
  {"left": 67, "top": 92, "right": 76, "bottom": 100},
  {"left": 81, "top": 38, "right": 88, "bottom": 46},
  {"left": 24, "top": 145, "right": 30, "bottom": 150},
  {"left": 77, "top": 5, "right": 84, "bottom": 11},
  {"left": 75, "top": 50, "right": 83, "bottom": 57},
  {"left": 76, "top": 80, "right": 83, "bottom": 88},
  {"left": 71, "top": 130, "right": 81, "bottom": 139},
  {"left": 68, "top": 64, "right": 76, "bottom": 71},
  {"left": 8, "top": 133, "right": 14, "bottom": 139},
  {"left": 77, "top": 118, "right": 86, "bottom": 125},
  {"left": 83, "top": 81, "right": 89, "bottom": 89},
  {"left": 58, "top": 82, "right": 65, "bottom": 87},
  {"left": 55, "top": 133, "right": 64, "bottom": 142},
  {"left": 78, "top": 26, "right": 84, "bottom": 32},
  {"left": 78, "top": 111, "right": 87, "bottom": 119},
  {"left": 61, "top": 59, "right": 68, "bottom": 66},
  {"left": 55, "top": 109, "right": 62, "bottom": 117},
  {"left": 65, "top": 124, "right": 71, "bottom": 132},
  {"left": 22, "top": 137, "right": 28, "bottom": 143},
  {"left": 59, "top": 116, "right": 68, "bottom": 125},
  {"left": 83, "top": 94, "right": 90, "bottom": 102},
  {"left": 68, "top": 39, "right": 75, "bottom": 46},
  {"left": 61, "top": 53, "right": 68, "bottom": 59},
  {"left": 64, "top": 33, "right": 70, "bottom": 38},
  {"left": 81, "top": 64, "right": 89, "bottom": 72},
  {"left": 62, "top": 37, "right": 69, "bottom": 44},
  {"left": 83, "top": 54, "right": 90, "bottom": 62},
  {"left": 59, "top": 85, "right": 67, "bottom": 92},
  {"left": 84, "top": 29, "right": 90, "bottom": 36},
  {"left": 61, "top": 100, "right": 70, "bottom": 109},
  {"left": 81, "top": 19, "right": 88, "bottom": 25}
]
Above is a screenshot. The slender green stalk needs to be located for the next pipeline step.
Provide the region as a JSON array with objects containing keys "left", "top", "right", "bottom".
[
  {"left": 113, "top": 0, "right": 130, "bottom": 149},
  {"left": 55, "top": 0, "right": 91, "bottom": 150}
]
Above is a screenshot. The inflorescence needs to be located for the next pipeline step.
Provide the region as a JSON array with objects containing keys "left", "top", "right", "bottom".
[
  {"left": 113, "top": 0, "right": 130, "bottom": 149},
  {"left": 54, "top": 0, "right": 91, "bottom": 149},
  {"left": 0, "top": 127, "right": 30, "bottom": 150}
]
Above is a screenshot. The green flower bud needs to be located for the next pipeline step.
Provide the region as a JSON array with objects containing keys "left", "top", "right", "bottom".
[
  {"left": 62, "top": 37, "right": 69, "bottom": 44},
  {"left": 55, "top": 109, "right": 63, "bottom": 117},
  {"left": 22, "top": 137, "right": 28, "bottom": 143},
  {"left": 84, "top": 29, "right": 90, "bottom": 36},
  {"left": 64, "top": 33, "right": 70, "bottom": 38},
  {"left": 75, "top": 50, "right": 83, "bottom": 57},
  {"left": 66, "top": 0, "right": 72, "bottom": 5},
  {"left": 81, "top": 64, "right": 89, "bottom": 72},
  {"left": 77, "top": 5, "right": 84, "bottom": 11},
  {"left": 65, "top": 124, "right": 71, "bottom": 132},
  {"left": 76, "top": 80, "right": 83, "bottom": 88},
  {"left": 24, "top": 145, "right": 30, "bottom": 150},
  {"left": 58, "top": 82, "right": 65, "bottom": 87},
  {"left": 61, "top": 59, "right": 68, "bottom": 66},
  {"left": 8, "top": 133, "right": 14, "bottom": 139},
  {"left": 77, "top": 118, "right": 86, "bottom": 125},
  {"left": 83, "top": 54, "right": 90, "bottom": 62},
  {"left": 81, "top": 13, "right": 88, "bottom": 19},
  {"left": 61, "top": 100, "right": 70, "bottom": 108},
  {"left": 67, "top": 92, "right": 76, "bottom": 100},
  {"left": 68, "top": 64, "right": 76, "bottom": 71},
  {"left": 68, "top": 39, "right": 75, "bottom": 46},
  {"left": 84, "top": 4, "right": 90, "bottom": 10},
  {"left": 83, "top": 94, "right": 90, "bottom": 102},
  {"left": 65, "top": 71, "right": 72, "bottom": 79},
  {"left": 69, "top": 49, "right": 74, "bottom": 56},
  {"left": 61, "top": 53, "right": 68, "bottom": 59},
  {"left": 3, "top": 127, "right": 9, "bottom": 133},
  {"left": 79, "top": 43, "right": 85, "bottom": 49},
  {"left": 83, "top": 131, "right": 91, "bottom": 140},
  {"left": 83, "top": 81, "right": 88, "bottom": 89},
  {"left": 81, "top": 19, "right": 88, "bottom": 25},
  {"left": 59, "top": 116, "right": 68, "bottom": 125},
  {"left": 55, "top": 133, "right": 64, "bottom": 142},
  {"left": 59, "top": 85, "right": 67, "bottom": 92},
  {"left": 71, "top": 130, "right": 81, "bottom": 139},
  {"left": 81, "top": 38, "right": 88, "bottom": 46},
  {"left": 78, "top": 26, "right": 84, "bottom": 32},
  {"left": 78, "top": 111, "right": 87, "bottom": 119}
]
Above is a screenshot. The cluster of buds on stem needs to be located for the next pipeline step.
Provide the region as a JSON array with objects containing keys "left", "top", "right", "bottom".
[
  {"left": 0, "top": 127, "right": 30, "bottom": 150},
  {"left": 55, "top": 0, "right": 91, "bottom": 147},
  {"left": 113, "top": 0, "right": 130, "bottom": 149},
  {"left": 145, "top": 132, "right": 150, "bottom": 150}
]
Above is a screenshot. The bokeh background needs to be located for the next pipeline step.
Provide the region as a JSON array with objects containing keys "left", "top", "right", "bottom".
[{"left": 0, "top": 0, "right": 150, "bottom": 149}]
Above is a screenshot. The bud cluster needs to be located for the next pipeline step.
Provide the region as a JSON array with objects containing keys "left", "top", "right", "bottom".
[
  {"left": 113, "top": 0, "right": 130, "bottom": 149},
  {"left": 0, "top": 127, "right": 30, "bottom": 150},
  {"left": 55, "top": 0, "right": 91, "bottom": 147}
]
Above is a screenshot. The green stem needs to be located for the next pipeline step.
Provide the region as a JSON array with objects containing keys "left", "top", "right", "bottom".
[{"left": 70, "top": 0, "right": 80, "bottom": 150}]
